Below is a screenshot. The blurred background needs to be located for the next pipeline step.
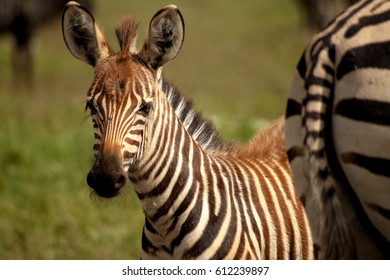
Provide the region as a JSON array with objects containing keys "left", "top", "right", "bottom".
[{"left": 0, "top": 0, "right": 352, "bottom": 259}]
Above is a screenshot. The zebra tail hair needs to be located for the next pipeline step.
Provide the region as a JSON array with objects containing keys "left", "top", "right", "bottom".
[{"left": 303, "top": 48, "right": 355, "bottom": 259}]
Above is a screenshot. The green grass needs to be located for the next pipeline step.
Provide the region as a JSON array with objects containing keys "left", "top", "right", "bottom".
[{"left": 0, "top": 0, "right": 311, "bottom": 259}]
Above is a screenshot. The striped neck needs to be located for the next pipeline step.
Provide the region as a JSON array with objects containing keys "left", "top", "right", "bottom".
[
  {"left": 159, "top": 77, "right": 234, "bottom": 153},
  {"left": 127, "top": 82, "right": 207, "bottom": 243},
  {"left": 125, "top": 83, "right": 313, "bottom": 259}
]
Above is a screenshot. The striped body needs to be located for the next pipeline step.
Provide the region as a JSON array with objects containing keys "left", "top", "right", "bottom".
[
  {"left": 62, "top": 3, "right": 313, "bottom": 259},
  {"left": 131, "top": 87, "right": 312, "bottom": 259},
  {"left": 286, "top": 0, "right": 390, "bottom": 259}
]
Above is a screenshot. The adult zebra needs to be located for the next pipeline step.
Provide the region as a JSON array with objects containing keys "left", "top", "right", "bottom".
[
  {"left": 285, "top": 0, "right": 390, "bottom": 259},
  {"left": 62, "top": 2, "right": 314, "bottom": 259},
  {"left": 296, "top": 0, "right": 357, "bottom": 30}
]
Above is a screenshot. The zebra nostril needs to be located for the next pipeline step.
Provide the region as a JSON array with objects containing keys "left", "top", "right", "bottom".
[
  {"left": 115, "top": 173, "right": 126, "bottom": 190},
  {"left": 86, "top": 170, "right": 96, "bottom": 189},
  {"left": 86, "top": 168, "right": 125, "bottom": 198}
]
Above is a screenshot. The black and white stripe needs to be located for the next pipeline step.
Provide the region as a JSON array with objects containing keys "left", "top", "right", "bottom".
[
  {"left": 62, "top": 2, "right": 314, "bottom": 259},
  {"left": 130, "top": 80, "right": 313, "bottom": 260},
  {"left": 285, "top": 0, "right": 390, "bottom": 259}
]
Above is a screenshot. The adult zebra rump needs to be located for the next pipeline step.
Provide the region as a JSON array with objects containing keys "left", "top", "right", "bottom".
[
  {"left": 62, "top": 2, "right": 314, "bottom": 259},
  {"left": 285, "top": 0, "right": 390, "bottom": 259}
]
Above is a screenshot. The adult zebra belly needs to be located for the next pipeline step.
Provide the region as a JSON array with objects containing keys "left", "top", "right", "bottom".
[{"left": 333, "top": 69, "right": 390, "bottom": 243}]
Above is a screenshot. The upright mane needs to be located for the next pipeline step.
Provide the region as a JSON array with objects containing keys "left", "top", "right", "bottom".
[
  {"left": 115, "top": 17, "right": 233, "bottom": 154},
  {"left": 159, "top": 77, "right": 235, "bottom": 153},
  {"left": 233, "top": 117, "right": 286, "bottom": 162},
  {"left": 116, "top": 17, "right": 139, "bottom": 53}
]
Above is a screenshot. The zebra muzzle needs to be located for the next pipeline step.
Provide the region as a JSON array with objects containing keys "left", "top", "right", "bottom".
[{"left": 87, "top": 153, "right": 127, "bottom": 198}]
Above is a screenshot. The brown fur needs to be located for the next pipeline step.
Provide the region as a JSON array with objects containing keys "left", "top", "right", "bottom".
[
  {"left": 231, "top": 116, "right": 313, "bottom": 259},
  {"left": 115, "top": 17, "right": 139, "bottom": 52},
  {"left": 233, "top": 116, "right": 287, "bottom": 163}
]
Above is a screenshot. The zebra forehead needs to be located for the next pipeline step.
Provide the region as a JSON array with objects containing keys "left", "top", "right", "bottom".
[{"left": 91, "top": 55, "right": 154, "bottom": 102}]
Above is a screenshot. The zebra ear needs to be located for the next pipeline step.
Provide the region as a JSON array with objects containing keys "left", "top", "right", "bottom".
[
  {"left": 139, "top": 5, "right": 185, "bottom": 71},
  {"left": 62, "top": 1, "right": 111, "bottom": 66}
]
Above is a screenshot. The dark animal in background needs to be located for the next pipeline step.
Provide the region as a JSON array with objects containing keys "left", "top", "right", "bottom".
[
  {"left": 0, "top": 0, "right": 92, "bottom": 87},
  {"left": 296, "top": 0, "right": 357, "bottom": 30}
]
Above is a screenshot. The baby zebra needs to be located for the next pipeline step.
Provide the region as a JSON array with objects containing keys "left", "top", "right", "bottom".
[{"left": 62, "top": 2, "right": 313, "bottom": 259}]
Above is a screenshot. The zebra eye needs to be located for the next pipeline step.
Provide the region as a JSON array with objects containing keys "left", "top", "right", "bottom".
[
  {"left": 85, "top": 97, "right": 97, "bottom": 112},
  {"left": 137, "top": 101, "right": 153, "bottom": 116}
]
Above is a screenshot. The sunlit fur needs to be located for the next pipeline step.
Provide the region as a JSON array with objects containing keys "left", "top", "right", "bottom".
[
  {"left": 87, "top": 54, "right": 155, "bottom": 170},
  {"left": 71, "top": 8, "right": 314, "bottom": 259}
]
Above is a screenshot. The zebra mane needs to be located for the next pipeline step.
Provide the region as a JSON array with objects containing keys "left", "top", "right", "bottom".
[
  {"left": 159, "top": 77, "right": 235, "bottom": 153},
  {"left": 114, "top": 17, "right": 232, "bottom": 153},
  {"left": 116, "top": 17, "right": 139, "bottom": 53}
]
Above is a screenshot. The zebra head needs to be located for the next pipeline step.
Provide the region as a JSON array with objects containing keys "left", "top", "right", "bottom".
[{"left": 62, "top": 1, "right": 184, "bottom": 198}]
